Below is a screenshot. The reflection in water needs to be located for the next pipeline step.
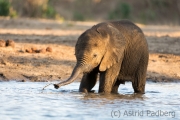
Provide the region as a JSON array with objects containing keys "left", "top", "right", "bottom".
[
  {"left": 0, "top": 81, "right": 179, "bottom": 120},
  {"left": 83, "top": 93, "right": 145, "bottom": 101}
]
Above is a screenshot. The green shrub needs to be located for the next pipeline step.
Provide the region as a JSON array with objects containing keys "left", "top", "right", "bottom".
[
  {"left": 9, "top": 7, "right": 17, "bottom": 18},
  {"left": 20, "top": 0, "right": 62, "bottom": 19},
  {"left": 73, "top": 12, "right": 85, "bottom": 21},
  {"left": 42, "top": 4, "right": 63, "bottom": 20},
  {"left": 0, "top": 0, "right": 10, "bottom": 16},
  {"left": 42, "top": 4, "right": 56, "bottom": 18},
  {"left": 151, "top": 0, "right": 170, "bottom": 7},
  {"left": 108, "top": 2, "right": 131, "bottom": 20},
  {"left": 0, "top": 0, "right": 17, "bottom": 18},
  {"left": 140, "top": 9, "right": 156, "bottom": 24}
]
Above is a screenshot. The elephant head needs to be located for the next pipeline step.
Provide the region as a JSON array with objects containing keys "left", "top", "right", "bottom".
[{"left": 54, "top": 23, "right": 126, "bottom": 89}]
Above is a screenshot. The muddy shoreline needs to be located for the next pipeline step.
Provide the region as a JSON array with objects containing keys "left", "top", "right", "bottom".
[{"left": 0, "top": 18, "right": 180, "bottom": 82}]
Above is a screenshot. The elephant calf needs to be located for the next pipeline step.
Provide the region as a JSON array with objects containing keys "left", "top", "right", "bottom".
[{"left": 54, "top": 20, "right": 149, "bottom": 94}]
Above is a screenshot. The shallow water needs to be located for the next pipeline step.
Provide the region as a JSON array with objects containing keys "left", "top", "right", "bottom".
[{"left": 0, "top": 81, "right": 179, "bottom": 120}]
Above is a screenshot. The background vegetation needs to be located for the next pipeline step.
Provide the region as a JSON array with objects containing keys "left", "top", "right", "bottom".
[{"left": 0, "top": 0, "right": 180, "bottom": 24}]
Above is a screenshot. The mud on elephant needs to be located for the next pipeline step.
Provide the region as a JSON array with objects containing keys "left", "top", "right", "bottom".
[{"left": 54, "top": 20, "right": 149, "bottom": 94}]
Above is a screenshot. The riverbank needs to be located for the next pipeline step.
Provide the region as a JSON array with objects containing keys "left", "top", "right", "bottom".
[{"left": 0, "top": 18, "right": 180, "bottom": 82}]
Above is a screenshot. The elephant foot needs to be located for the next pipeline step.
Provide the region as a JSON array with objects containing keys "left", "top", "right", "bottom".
[
  {"left": 134, "top": 91, "right": 145, "bottom": 94},
  {"left": 89, "top": 90, "right": 95, "bottom": 93},
  {"left": 134, "top": 88, "right": 145, "bottom": 94},
  {"left": 54, "top": 84, "right": 60, "bottom": 89},
  {"left": 79, "top": 88, "right": 95, "bottom": 93},
  {"left": 79, "top": 88, "right": 88, "bottom": 93}
]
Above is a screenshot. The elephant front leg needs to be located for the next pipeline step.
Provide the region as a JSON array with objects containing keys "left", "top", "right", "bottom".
[
  {"left": 79, "top": 67, "right": 98, "bottom": 93},
  {"left": 98, "top": 63, "right": 121, "bottom": 94},
  {"left": 111, "top": 80, "right": 125, "bottom": 93}
]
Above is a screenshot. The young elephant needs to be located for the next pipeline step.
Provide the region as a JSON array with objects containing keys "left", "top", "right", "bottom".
[{"left": 54, "top": 20, "right": 149, "bottom": 94}]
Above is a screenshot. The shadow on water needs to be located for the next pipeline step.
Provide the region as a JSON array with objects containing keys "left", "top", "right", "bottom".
[
  {"left": 57, "top": 90, "right": 145, "bottom": 100},
  {"left": 82, "top": 93, "right": 146, "bottom": 102},
  {"left": 41, "top": 82, "right": 146, "bottom": 101}
]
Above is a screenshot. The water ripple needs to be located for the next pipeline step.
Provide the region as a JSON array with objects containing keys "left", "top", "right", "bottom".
[{"left": 0, "top": 81, "right": 179, "bottom": 119}]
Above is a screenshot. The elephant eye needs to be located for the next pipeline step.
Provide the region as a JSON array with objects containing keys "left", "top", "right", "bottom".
[
  {"left": 93, "top": 54, "right": 97, "bottom": 58},
  {"left": 94, "top": 43, "right": 98, "bottom": 47}
]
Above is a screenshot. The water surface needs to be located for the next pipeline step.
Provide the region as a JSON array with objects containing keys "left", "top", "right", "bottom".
[{"left": 0, "top": 81, "right": 179, "bottom": 120}]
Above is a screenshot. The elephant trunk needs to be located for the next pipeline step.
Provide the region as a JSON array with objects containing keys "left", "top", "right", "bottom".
[{"left": 54, "top": 65, "right": 82, "bottom": 89}]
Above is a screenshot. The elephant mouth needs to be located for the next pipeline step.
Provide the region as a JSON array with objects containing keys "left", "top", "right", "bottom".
[
  {"left": 83, "top": 64, "right": 100, "bottom": 74},
  {"left": 81, "top": 64, "right": 95, "bottom": 73}
]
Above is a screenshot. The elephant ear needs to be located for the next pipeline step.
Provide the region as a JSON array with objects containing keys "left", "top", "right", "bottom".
[{"left": 98, "top": 24, "right": 126, "bottom": 71}]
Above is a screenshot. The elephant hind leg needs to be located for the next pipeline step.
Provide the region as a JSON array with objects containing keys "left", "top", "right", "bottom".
[
  {"left": 111, "top": 80, "right": 125, "bottom": 93},
  {"left": 79, "top": 67, "right": 98, "bottom": 93},
  {"left": 132, "top": 70, "right": 146, "bottom": 94},
  {"left": 132, "top": 81, "right": 145, "bottom": 94},
  {"left": 132, "top": 54, "right": 148, "bottom": 94},
  {"left": 132, "top": 50, "right": 148, "bottom": 94}
]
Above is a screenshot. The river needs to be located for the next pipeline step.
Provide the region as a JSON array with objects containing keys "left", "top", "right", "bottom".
[{"left": 0, "top": 81, "right": 179, "bottom": 120}]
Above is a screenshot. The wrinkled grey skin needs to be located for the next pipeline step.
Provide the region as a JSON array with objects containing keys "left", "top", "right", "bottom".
[{"left": 54, "top": 20, "right": 149, "bottom": 94}]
